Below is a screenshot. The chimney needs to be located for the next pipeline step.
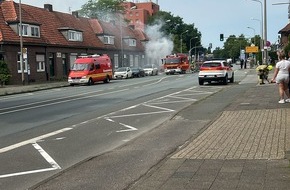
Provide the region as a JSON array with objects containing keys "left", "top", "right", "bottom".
[
  {"left": 44, "top": 4, "right": 53, "bottom": 12},
  {"left": 72, "top": 11, "right": 79, "bottom": 18}
]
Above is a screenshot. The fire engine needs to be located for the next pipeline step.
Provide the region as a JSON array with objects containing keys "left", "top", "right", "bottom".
[
  {"left": 68, "top": 54, "right": 113, "bottom": 85},
  {"left": 162, "top": 53, "right": 190, "bottom": 75}
]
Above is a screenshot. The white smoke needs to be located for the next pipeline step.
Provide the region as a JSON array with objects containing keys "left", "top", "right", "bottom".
[{"left": 145, "top": 23, "right": 173, "bottom": 67}]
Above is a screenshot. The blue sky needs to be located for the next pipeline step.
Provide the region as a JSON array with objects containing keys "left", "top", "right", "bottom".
[{"left": 18, "top": 0, "right": 289, "bottom": 49}]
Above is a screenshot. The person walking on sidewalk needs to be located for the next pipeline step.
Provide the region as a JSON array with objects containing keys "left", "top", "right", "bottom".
[{"left": 271, "top": 50, "right": 290, "bottom": 103}]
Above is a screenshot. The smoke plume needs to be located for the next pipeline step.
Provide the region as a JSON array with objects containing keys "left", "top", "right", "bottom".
[{"left": 145, "top": 22, "right": 173, "bottom": 67}]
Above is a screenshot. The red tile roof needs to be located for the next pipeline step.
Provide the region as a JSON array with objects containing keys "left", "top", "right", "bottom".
[
  {"left": 0, "top": 1, "right": 145, "bottom": 52},
  {"left": 279, "top": 23, "right": 290, "bottom": 34}
]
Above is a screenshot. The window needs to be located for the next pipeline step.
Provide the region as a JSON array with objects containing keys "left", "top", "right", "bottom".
[
  {"left": 31, "top": 26, "right": 40, "bottom": 37},
  {"left": 21, "top": 24, "right": 28, "bottom": 36},
  {"left": 17, "top": 53, "right": 28, "bottom": 73},
  {"left": 36, "top": 54, "right": 45, "bottom": 72},
  {"left": 104, "top": 35, "right": 115, "bottom": 45},
  {"left": 19, "top": 24, "right": 40, "bottom": 37},
  {"left": 114, "top": 54, "right": 119, "bottom": 68},
  {"left": 129, "top": 39, "right": 136, "bottom": 47},
  {"left": 68, "top": 30, "right": 83, "bottom": 41}
]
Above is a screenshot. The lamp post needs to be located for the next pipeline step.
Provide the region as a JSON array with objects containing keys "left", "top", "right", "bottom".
[
  {"left": 194, "top": 42, "right": 200, "bottom": 62},
  {"left": 180, "top": 30, "right": 188, "bottom": 53},
  {"left": 247, "top": 26, "right": 256, "bottom": 44},
  {"left": 19, "top": 0, "right": 25, "bottom": 85},
  {"left": 119, "top": 6, "right": 136, "bottom": 67},
  {"left": 189, "top": 37, "right": 198, "bottom": 62},
  {"left": 251, "top": 17, "right": 263, "bottom": 55},
  {"left": 251, "top": 0, "right": 267, "bottom": 64}
]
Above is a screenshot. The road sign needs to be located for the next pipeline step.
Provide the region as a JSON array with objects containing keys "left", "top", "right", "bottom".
[{"left": 246, "top": 46, "right": 258, "bottom": 53}]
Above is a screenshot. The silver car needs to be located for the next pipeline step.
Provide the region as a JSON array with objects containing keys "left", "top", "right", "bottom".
[
  {"left": 114, "top": 67, "right": 133, "bottom": 79},
  {"left": 143, "top": 64, "right": 158, "bottom": 76}
]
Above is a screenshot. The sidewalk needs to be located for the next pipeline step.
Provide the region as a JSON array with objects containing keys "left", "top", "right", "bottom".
[
  {"left": 0, "top": 81, "right": 69, "bottom": 96},
  {"left": 128, "top": 71, "right": 290, "bottom": 190}
]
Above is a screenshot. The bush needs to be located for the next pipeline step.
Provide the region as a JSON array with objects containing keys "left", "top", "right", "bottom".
[{"left": 0, "top": 60, "right": 11, "bottom": 86}]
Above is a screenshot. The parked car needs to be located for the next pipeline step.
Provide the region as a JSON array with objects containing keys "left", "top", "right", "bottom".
[
  {"left": 198, "top": 60, "right": 234, "bottom": 85},
  {"left": 114, "top": 67, "right": 133, "bottom": 79},
  {"left": 131, "top": 67, "right": 145, "bottom": 78},
  {"left": 143, "top": 64, "right": 158, "bottom": 76}
]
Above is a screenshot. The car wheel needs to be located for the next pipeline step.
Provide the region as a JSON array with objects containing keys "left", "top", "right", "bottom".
[
  {"left": 229, "top": 73, "right": 234, "bottom": 83},
  {"left": 87, "top": 78, "right": 94, "bottom": 85},
  {"left": 223, "top": 75, "right": 228, "bottom": 85},
  {"left": 198, "top": 79, "right": 204, "bottom": 85},
  {"left": 103, "top": 76, "right": 110, "bottom": 83}
]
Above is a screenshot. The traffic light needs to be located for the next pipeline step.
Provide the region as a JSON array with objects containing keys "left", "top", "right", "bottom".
[{"left": 220, "top": 34, "right": 224, "bottom": 41}]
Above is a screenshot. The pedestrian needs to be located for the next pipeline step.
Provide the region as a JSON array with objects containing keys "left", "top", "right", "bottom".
[
  {"left": 240, "top": 59, "right": 244, "bottom": 69},
  {"left": 244, "top": 59, "right": 247, "bottom": 69},
  {"left": 271, "top": 50, "right": 290, "bottom": 103}
]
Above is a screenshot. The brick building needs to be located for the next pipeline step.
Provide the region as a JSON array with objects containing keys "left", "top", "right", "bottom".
[{"left": 123, "top": 1, "right": 160, "bottom": 31}]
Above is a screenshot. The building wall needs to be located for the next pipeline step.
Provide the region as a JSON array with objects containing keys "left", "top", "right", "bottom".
[
  {"left": 123, "top": 1, "right": 159, "bottom": 31},
  {"left": 2, "top": 44, "right": 145, "bottom": 84}
]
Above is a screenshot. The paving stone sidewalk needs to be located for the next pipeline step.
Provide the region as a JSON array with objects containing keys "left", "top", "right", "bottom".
[{"left": 128, "top": 77, "right": 290, "bottom": 190}]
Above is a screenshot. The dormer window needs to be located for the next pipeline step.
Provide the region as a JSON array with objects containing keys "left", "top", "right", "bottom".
[
  {"left": 129, "top": 39, "right": 136, "bottom": 47},
  {"left": 68, "top": 30, "right": 83, "bottom": 41},
  {"left": 18, "top": 24, "right": 40, "bottom": 37},
  {"left": 124, "top": 38, "right": 137, "bottom": 47},
  {"left": 103, "top": 35, "right": 115, "bottom": 45}
]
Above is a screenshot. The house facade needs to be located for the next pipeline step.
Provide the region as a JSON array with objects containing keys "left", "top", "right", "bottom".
[
  {"left": 279, "top": 23, "right": 290, "bottom": 48},
  {"left": 0, "top": 1, "right": 148, "bottom": 84}
]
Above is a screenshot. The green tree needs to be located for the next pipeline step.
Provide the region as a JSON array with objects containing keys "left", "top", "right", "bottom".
[
  {"left": 79, "top": 0, "right": 125, "bottom": 20},
  {"left": 0, "top": 60, "right": 11, "bottom": 86},
  {"left": 213, "top": 34, "right": 248, "bottom": 60}
]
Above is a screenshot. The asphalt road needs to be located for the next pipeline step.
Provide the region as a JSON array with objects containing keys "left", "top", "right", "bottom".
[{"left": 0, "top": 66, "right": 248, "bottom": 190}]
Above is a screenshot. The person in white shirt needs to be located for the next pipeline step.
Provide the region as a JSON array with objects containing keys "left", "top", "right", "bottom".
[{"left": 271, "top": 50, "right": 290, "bottom": 103}]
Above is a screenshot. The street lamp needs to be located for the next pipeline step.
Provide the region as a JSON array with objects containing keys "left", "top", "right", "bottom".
[
  {"left": 251, "top": 17, "right": 263, "bottom": 62},
  {"left": 119, "top": 6, "right": 137, "bottom": 67},
  {"left": 19, "top": 0, "right": 25, "bottom": 85},
  {"left": 189, "top": 37, "right": 198, "bottom": 63},
  {"left": 194, "top": 42, "right": 200, "bottom": 62},
  {"left": 180, "top": 30, "right": 188, "bottom": 53},
  {"left": 247, "top": 26, "right": 256, "bottom": 44},
  {"left": 250, "top": 0, "right": 267, "bottom": 64}
]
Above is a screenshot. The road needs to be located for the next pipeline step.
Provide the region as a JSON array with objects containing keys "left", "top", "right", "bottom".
[{"left": 0, "top": 66, "right": 248, "bottom": 190}]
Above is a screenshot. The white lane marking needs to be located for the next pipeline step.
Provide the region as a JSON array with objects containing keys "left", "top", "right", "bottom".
[
  {"left": 0, "top": 143, "right": 61, "bottom": 178},
  {"left": 32, "top": 143, "right": 61, "bottom": 169},
  {"left": 148, "top": 99, "right": 197, "bottom": 105},
  {"left": 106, "top": 115, "right": 138, "bottom": 133},
  {"left": 0, "top": 89, "right": 128, "bottom": 115},
  {"left": 142, "top": 77, "right": 168, "bottom": 87},
  {"left": 0, "top": 90, "right": 103, "bottom": 110},
  {"left": 0, "top": 128, "right": 72, "bottom": 154},
  {"left": 107, "top": 110, "right": 174, "bottom": 119},
  {"left": 116, "top": 123, "right": 138, "bottom": 133},
  {"left": 0, "top": 167, "right": 57, "bottom": 178}
]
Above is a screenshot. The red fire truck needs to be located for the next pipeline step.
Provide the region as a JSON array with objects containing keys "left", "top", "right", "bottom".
[
  {"left": 162, "top": 53, "right": 190, "bottom": 75},
  {"left": 68, "top": 54, "right": 113, "bottom": 85}
]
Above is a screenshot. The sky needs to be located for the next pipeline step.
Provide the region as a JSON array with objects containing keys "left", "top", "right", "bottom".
[{"left": 16, "top": 0, "right": 289, "bottom": 49}]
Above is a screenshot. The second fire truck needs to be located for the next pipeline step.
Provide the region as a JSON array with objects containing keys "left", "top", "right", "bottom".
[{"left": 162, "top": 53, "right": 190, "bottom": 75}]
